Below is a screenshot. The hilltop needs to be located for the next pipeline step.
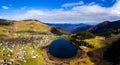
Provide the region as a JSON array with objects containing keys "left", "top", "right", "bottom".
[
  {"left": 0, "top": 19, "right": 68, "bottom": 40},
  {"left": 71, "top": 20, "right": 120, "bottom": 37},
  {"left": 0, "top": 19, "right": 67, "bottom": 65},
  {"left": 89, "top": 20, "right": 120, "bottom": 36}
]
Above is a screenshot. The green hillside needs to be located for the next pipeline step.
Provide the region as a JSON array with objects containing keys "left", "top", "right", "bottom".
[
  {"left": 0, "top": 19, "right": 66, "bottom": 40},
  {"left": 0, "top": 19, "right": 120, "bottom": 65}
]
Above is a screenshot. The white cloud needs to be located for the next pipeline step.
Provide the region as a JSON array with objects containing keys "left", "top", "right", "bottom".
[
  {"left": 7, "top": 0, "right": 120, "bottom": 23},
  {"left": 0, "top": 16, "right": 3, "bottom": 18},
  {"left": 62, "top": 1, "right": 84, "bottom": 7},
  {"left": 2, "top": 6, "right": 9, "bottom": 10}
]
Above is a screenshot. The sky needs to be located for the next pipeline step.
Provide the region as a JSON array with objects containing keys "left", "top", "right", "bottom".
[{"left": 0, "top": 0, "right": 120, "bottom": 24}]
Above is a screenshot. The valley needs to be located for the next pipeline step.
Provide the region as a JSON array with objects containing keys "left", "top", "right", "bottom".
[{"left": 0, "top": 19, "right": 120, "bottom": 65}]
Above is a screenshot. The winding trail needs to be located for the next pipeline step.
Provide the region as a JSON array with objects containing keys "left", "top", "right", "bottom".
[
  {"left": 42, "top": 48, "right": 63, "bottom": 65},
  {"left": 42, "top": 48, "right": 89, "bottom": 65}
]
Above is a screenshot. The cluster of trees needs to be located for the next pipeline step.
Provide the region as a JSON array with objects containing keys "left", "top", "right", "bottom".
[
  {"left": 70, "top": 32, "right": 95, "bottom": 48},
  {"left": 70, "top": 39, "right": 94, "bottom": 48},
  {"left": 72, "top": 32, "right": 95, "bottom": 40},
  {"left": 0, "top": 19, "right": 13, "bottom": 26}
]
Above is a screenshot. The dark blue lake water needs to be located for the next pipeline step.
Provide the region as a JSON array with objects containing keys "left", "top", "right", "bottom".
[{"left": 48, "top": 38, "right": 80, "bottom": 58}]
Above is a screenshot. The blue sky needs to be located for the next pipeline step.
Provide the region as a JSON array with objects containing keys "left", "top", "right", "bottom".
[{"left": 0, "top": 0, "right": 120, "bottom": 24}]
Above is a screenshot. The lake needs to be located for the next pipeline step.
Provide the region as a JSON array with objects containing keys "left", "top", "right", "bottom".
[{"left": 48, "top": 38, "right": 80, "bottom": 58}]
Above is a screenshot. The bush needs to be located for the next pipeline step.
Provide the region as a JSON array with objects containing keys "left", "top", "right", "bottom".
[
  {"left": 72, "top": 32, "right": 95, "bottom": 40},
  {"left": 70, "top": 39, "right": 94, "bottom": 48},
  {"left": 70, "top": 32, "right": 95, "bottom": 48}
]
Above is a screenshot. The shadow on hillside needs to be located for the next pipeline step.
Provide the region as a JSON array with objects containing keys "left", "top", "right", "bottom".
[
  {"left": 88, "top": 38, "right": 120, "bottom": 65},
  {"left": 50, "top": 27, "right": 64, "bottom": 35},
  {"left": 87, "top": 47, "right": 110, "bottom": 65}
]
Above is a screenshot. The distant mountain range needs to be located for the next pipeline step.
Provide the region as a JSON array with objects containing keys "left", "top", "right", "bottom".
[
  {"left": 88, "top": 20, "right": 120, "bottom": 36},
  {"left": 72, "top": 25, "right": 94, "bottom": 34},
  {"left": 71, "top": 20, "right": 120, "bottom": 36},
  {"left": 1, "top": 19, "right": 120, "bottom": 37},
  {"left": 46, "top": 23, "right": 87, "bottom": 33}
]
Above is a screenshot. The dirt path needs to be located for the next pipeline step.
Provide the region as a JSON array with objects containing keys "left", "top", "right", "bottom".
[
  {"left": 42, "top": 48, "right": 63, "bottom": 64},
  {"left": 42, "top": 48, "right": 90, "bottom": 65}
]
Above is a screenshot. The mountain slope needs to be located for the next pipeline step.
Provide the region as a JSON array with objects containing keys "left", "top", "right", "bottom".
[
  {"left": 0, "top": 19, "right": 67, "bottom": 40},
  {"left": 88, "top": 20, "right": 120, "bottom": 36},
  {"left": 103, "top": 38, "right": 120, "bottom": 65},
  {"left": 46, "top": 23, "right": 87, "bottom": 33},
  {"left": 72, "top": 25, "right": 94, "bottom": 33}
]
